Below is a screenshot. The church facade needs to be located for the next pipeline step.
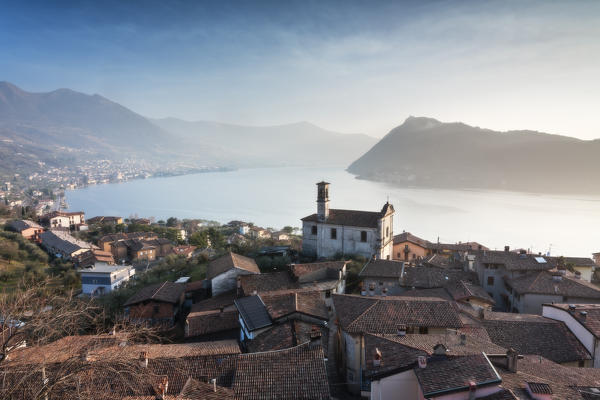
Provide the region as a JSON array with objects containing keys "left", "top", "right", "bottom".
[{"left": 301, "top": 181, "right": 394, "bottom": 260}]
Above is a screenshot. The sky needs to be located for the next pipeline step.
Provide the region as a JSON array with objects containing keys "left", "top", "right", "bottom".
[{"left": 1, "top": 0, "right": 599, "bottom": 139}]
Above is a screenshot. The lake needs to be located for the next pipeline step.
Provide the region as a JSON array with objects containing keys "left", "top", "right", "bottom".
[{"left": 66, "top": 166, "right": 600, "bottom": 257}]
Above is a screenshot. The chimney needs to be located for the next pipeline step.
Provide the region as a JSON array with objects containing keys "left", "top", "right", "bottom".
[
  {"left": 360, "top": 282, "right": 367, "bottom": 296},
  {"left": 569, "top": 304, "right": 577, "bottom": 313},
  {"left": 574, "top": 271, "right": 582, "bottom": 279},
  {"left": 316, "top": 181, "right": 330, "bottom": 221},
  {"left": 552, "top": 272, "right": 563, "bottom": 282},
  {"left": 580, "top": 311, "right": 588, "bottom": 320},
  {"left": 309, "top": 326, "right": 322, "bottom": 347},
  {"left": 373, "top": 348, "right": 382, "bottom": 367},
  {"left": 433, "top": 343, "right": 447, "bottom": 356},
  {"left": 468, "top": 381, "right": 477, "bottom": 400},
  {"left": 507, "top": 348, "right": 518, "bottom": 372},
  {"left": 157, "top": 376, "right": 168, "bottom": 399},
  {"left": 382, "top": 287, "right": 388, "bottom": 297},
  {"left": 417, "top": 355, "right": 427, "bottom": 369},
  {"left": 139, "top": 351, "right": 148, "bottom": 368},
  {"left": 519, "top": 249, "right": 527, "bottom": 255},
  {"left": 504, "top": 245, "right": 510, "bottom": 252},
  {"left": 397, "top": 324, "right": 407, "bottom": 336},
  {"left": 211, "top": 378, "right": 217, "bottom": 393}
]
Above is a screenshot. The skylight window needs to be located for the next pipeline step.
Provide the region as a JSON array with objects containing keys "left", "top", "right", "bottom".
[{"left": 534, "top": 257, "right": 547, "bottom": 263}]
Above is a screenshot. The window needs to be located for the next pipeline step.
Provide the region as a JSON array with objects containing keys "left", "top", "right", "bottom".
[
  {"left": 379, "top": 281, "right": 384, "bottom": 286},
  {"left": 487, "top": 276, "right": 495, "bottom": 286},
  {"left": 579, "top": 360, "right": 585, "bottom": 367},
  {"left": 311, "top": 225, "right": 317, "bottom": 235},
  {"left": 361, "top": 231, "right": 367, "bottom": 242},
  {"left": 412, "top": 253, "right": 416, "bottom": 259},
  {"left": 419, "top": 327, "right": 428, "bottom": 334},
  {"left": 331, "top": 228, "right": 337, "bottom": 240},
  {"left": 153, "top": 305, "right": 159, "bottom": 314},
  {"left": 406, "top": 327, "right": 415, "bottom": 334},
  {"left": 386, "top": 227, "right": 389, "bottom": 237},
  {"left": 325, "top": 290, "right": 331, "bottom": 298}
]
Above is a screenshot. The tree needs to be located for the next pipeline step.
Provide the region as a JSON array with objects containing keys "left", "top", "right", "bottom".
[
  {"left": 166, "top": 217, "right": 178, "bottom": 227},
  {"left": 0, "top": 239, "right": 18, "bottom": 264},
  {"left": 188, "top": 231, "right": 209, "bottom": 248}
]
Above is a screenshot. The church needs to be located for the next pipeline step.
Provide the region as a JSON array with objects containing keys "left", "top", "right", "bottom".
[{"left": 301, "top": 181, "right": 394, "bottom": 260}]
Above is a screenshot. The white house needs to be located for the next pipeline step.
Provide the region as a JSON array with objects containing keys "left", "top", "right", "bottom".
[
  {"left": 207, "top": 252, "right": 260, "bottom": 296},
  {"left": 78, "top": 264, "right": 135, "bottom": 296},
  {"left": 301, "top": 181, "right": 394, "bottom": 260},
  {"left": 542, "top": 303, "right": 600, "bottom": 368}
]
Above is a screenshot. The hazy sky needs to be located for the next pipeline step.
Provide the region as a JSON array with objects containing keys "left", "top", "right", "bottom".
[{"left": 2, "top": 0, "right": 599, "bottom": 138}]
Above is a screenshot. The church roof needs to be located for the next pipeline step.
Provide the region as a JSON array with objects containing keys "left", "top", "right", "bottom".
[{"left": 302, "top": 206, "right": 392, "bottom": 229}]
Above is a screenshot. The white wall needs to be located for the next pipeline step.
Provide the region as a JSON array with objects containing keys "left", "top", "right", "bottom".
[
  {"left": 542, "top": 305, "right": 597, "bottom": 366},
  {"left": 370, "top": 370, "right": 419, "bottom": 400},
  {"left": 212, "top": 267, "right": 257, "bottom": 296}
]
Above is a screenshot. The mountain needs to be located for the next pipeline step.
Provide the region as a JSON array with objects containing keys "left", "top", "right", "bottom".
[
  {"left": 0, "top": 81, "right": 175, "bottom": 157},
  {"left": 347, "top": 116, "right": 600, "bottom": 194},
  {"left": 0, "top": 82, "right": 377, "bottom": 176},
  {"left": 153, "top": 118, "right": 377, "bottom": 167}
]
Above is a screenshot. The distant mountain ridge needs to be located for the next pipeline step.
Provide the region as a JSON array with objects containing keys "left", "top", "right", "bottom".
[
  {"left": 152, "top": 117, "right": 377, "bottom": 167},
  {"left": 0, "top": 81, "right": 376, "bottom": 176},
  {"left": 348, "top": 116, "right": 600, "bottom": 194}
]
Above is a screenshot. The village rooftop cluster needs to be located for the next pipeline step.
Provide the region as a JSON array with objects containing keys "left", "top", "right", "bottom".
[{"left": 2, "top": 181, "right": 600, "bottom": 399}]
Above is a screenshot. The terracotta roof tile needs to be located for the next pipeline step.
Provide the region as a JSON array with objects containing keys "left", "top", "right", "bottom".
[
  {"left": 482, "top": 315, "right": 591, "bottom": 364},
  {"left": 333, "top": 294, "right": 463, "bottom": 334},
  {"left": 301, "top": 208, "right": 387, "bottom": 228},
  {"left": 124, "top": 282, "right": 185, "bottom": 306},
  {"left": 207, "top": 252, "right": 260, "bottom": 280},
  {"left": 233, "top": 342, "right": 330, "bottom": 399}
]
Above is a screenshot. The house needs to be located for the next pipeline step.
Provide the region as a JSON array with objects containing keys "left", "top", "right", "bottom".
[
  {"left": 233, "top": 342, "right": 330, "bottom": 400},
  {"left": 392, "top": 231, "right": 488, "bottom": 263},
  {"left": 480, "top": 310, "right": 592, "bottom": 367},
  {"left": 39, "top": 230, "right": 95, "bottom": 260},
  {"left": 543, "top": 303, "right": 600, "bottom": 368},
  {"left": 40, "top": 211, "right": 86, "bottom": 231},
  {"left": 171, "top": 245, "right": 196, "bottom": 258},
  {"left": 98, "top": 231, "right": 157, "bottom": 252},
  {"left": 359, "top": 259, "right": 405, "bottom": 295},
  {"left": 235, "top": 291, "right": 329, "bottom": 346},
  {"left": 185, "top": 290, "right": 240, "bottom": 340},
  {"left": 488, "top": 351, "right": 600, "bottom": 399},
  {"left": 473, "top": 248, "right": 558, "bottom": 311},
  {"left": 271, "top": 231, "right": 290, "bottom": 241},
  {"left": 237, "top": 261, "right": 347, "bottom": 309},
  {"left": 301, "top": 181, "right": 395, "bottom": 260},
  {"left": 333, "top": 294, "right": 463, "bottom": 394},
  {"left": 594, "top": 252, "right": 600, "bottom": 267},
  {"left": 392, "top": 232, "right": 431, "bottom": 262},
  {"left": 78, "top": 263, "right": 135, "bottom": 296},
  {"left": 246, "top": 319, "right": 327, "bottom": 353},
  {"left": 108, "top": 236, "right": 172, "bottom": 263},
  {"left": 368, "top": 350, "right": 504, "bottom": 400},
  {"left": 398, "top": 280, "right": 495, "bottom": 310},
  {"left": 248, "top": 227, "right": 270, "bottom": 239},
  {"left": 504, "top": 269, "right": 600, "bottom": 314},
  {"left": 86, "top": 216, "right": 123, "bottom": 225},
  {"left": 359, "top": 260, "right": 477, "bottom": 296},
  {"left": 7, "top": 219, "right": 44, "bottom": 241},
  {"left": 124, "top": 281, "right": 186, "bottom": 328},
  {"left": 207, "top": 252, "right": 260, "bottom": 296},
  {"left": 75, "top": 248, "right": 115, "bottom": 268},
  {"left": 547, "top": 256, "right": 597, "bottom": 282}
]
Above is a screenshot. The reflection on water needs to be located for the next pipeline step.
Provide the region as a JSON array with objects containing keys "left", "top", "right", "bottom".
[{"left": 66, "top": 167, "right": 600, "bottom": 257}]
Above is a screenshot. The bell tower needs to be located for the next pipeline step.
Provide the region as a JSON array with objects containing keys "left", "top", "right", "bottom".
[{"left": 316, "top": 181, "right": 330, "bottom": 221}]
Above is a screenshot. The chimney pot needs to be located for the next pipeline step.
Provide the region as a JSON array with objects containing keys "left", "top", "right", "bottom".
[
  {"left": 211, "top": 378, "right": 217, "bottom": 393},
  {"left": 397, "top": 324, "right": 407, "bottom": 336},
  {"left": 580, "top": 311, "right": 588, "bottom": 320}
]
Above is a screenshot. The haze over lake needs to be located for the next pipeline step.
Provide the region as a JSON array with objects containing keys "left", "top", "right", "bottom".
[{"left": 66, "top": 167, "right": 600, "bottom": 257}]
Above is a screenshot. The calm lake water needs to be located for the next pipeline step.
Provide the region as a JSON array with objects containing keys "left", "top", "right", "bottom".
[{"left": 66, "top": 166, "right": 600, "bottom": 257}]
